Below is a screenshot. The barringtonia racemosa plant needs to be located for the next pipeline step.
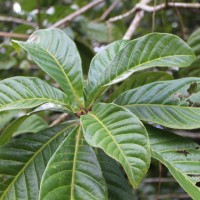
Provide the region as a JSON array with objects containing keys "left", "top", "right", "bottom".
[{"left": 0, "top": 28, "right": 199, "bottom": 200}]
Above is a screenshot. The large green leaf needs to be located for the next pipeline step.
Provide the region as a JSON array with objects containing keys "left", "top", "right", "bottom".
[
  {"left": 13, "top": 28, "right": 84, "bottom": 111},
  {"left": 81, "top": 103, "right": 150, "bottom": 189},
  {"left": 0, "top": 76, "right": 69, "bottom": 112},
  {"left": 147, "top": 125, "right": 200, "bottom": 199},
  {"left": 115, "top": 77, "right": 200, "bottom": 129},
  {"left": 96, "top": 149, "right": 135, "bottom": 200},
  {"left": 86, "top": 40, "right": 128, "bottom": 104},
  {"left": 39, "top": 126, "right": 107, "bottom": 200},
  {"left": 86, "top": 33, "right": 195, "bottom": 106},
  {"left": 188, "top": 28, "right": 200, "bottom": 61},
  {"left": 0, "top": 123, "right": 76, "bottom": 200},
  {"left": 107, "top": 71, "right": 173, "bottom": 102}
]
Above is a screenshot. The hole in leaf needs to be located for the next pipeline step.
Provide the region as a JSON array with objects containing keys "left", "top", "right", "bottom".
[
  {"left": 187, "top": 174, "right": 200, "bottom": 177},
  {"left": 196, "top": 146, "right": 199, "bottom": 150},
  {"left": 176, "top": 150, "right": 189, "bottom": 156},
  {"left": 195, "top": 182, "right": 200, "bottom": 187}
]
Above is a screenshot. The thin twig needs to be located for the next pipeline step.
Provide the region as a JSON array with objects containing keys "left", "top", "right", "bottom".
[
  {"left": 108, "top": 7, "right": 137, "bottom": 23},
  {"left": 174, "top": 6, "right": 185, "bottom": 39},
  {"left": 50, "top": 0, "right": 104, "bottom": 28},
  {"left": 109, "top": 2, "right": 200, "bottom": 23},
  {"left": 0, "top": 16, "right": 37, "bottom": 27},
  {"left": 50, "top": 113, "right": 69, "bottom": 127},
  {"left": 144, "top": 177, "right": 175, "bottom": 183},
  {"left": 123, "top": 0, "right": 151, "bottom": 40},
  {"left": 152, "top": 0, "right": 157, "bottom": 32},
  {"left": 0, "top": 31, "right": 29, "bottom": 39},
  {"left": 156, "top": 162, "right": 162, "bottom": 200},
  {"left": 173, "top": 130, "right": 200, "bottom": 139},
  {"left": 99, "top": 0, "right": 120, "bottom": 21}
]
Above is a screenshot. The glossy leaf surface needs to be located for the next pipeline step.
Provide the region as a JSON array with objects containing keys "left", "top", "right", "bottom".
[
  {"left": 0, "top": 124, "right": 76, "bottom": 200},
  {"left": 13, "top": 28, "right": 84, "bottom": 110},
  {"left": 96, "top": 149, "right": 135, "bottom": 200},
  {"left": 87, "top": 33, "right": 195, "bottom": 105},
  {"left": 39, "top": 126, "right": 107, "bottom": 200},
  {"left": 81, "top": 103, "right": 150, "bottom": 189},
  {"left": 115, "top": 78, "right": 200, "bottom": 129},
  {"left": 148, "top": 125, "right": 200, "bottom": 199},
  {"left": 0, "top": 76, "right": 69, "bottom": 112},
  {"left": 108, "top": 71, "right": 173, "bottom": 102},
  {"left": 88, "top": 40, "right": 128, "bottom": 87}
]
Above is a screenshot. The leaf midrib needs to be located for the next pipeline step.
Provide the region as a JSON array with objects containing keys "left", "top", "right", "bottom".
[
  {"left": 0, "top": 125, "right": 73, "bottom": 199},
  {"left": 33, "top": 44, "right": 84, "bottom": 109},
  {"left": 70, "top": 126, "right": 81, "bottom": 200},
  {"left": 88, "top": 113, "right": 136, "bottom": 186},
  {"left": 0, "top": 97, "right": 67, "bottom": 111},
  {"left": 124, "top": 103, "right": 200, "bottom": 110},
  {"left": 102, "top": 54, "right": 195, "bottom": 87}
]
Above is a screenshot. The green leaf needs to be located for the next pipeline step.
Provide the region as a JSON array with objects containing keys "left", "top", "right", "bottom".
[
  {"left": 75, "top": 39, "right": 94, "bottom": 75},
  {"left": 87, "top": 40, "right": 129, "bottom": 88},
  {"left": 39, "top": 126, "right": 108, "bottom": 200},
  {"left": 0, "top": 103, "right": 72, "bottom": 146},
  {"left": 0, "top": 104, "right": 71, "bottom": 146},
  {"left": 0, "top": 123, "right": 76, "bottom": 200},
  {"left": 179, "top": 28, "right": 200, "bottom": 77},
  {"left": 96, "top": 149, "right": 135, "bottom": 200},
  {"left": 188, "top": 28, "right": 200, "bottom": 58},
  {"left": 0, "top": 76, "right": 69, "bottom": 112},
  {"left": 81, "top": 103, "right": 150, "bottom": 189},
  {"left": 13, "top": 115, "right": 48, "bottom": 136},
  {"left": 108, "top": 71, "right": 173, "bottom": 102},
  {"left": 86, "top": 33, "right": 195, "bottom": 106},
  {"left": 12, "top": 28, "right": 84, "bottom": 111},
  {"left": 115, "top": 77, "right": 200, "bottom": 129},
  {"left": 0, "top": 111, "right": 18, "bottom": 129},
  {"left": 147, "top": 125, "right": 200, "bottom": 199},
  {"left": 0, "top": 115, "right": 33, "bottom": 146}
]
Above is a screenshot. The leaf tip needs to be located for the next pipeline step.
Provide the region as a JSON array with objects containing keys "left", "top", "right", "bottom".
[{"left": 11, "top": 40, "right": 22, "bottom": 55}]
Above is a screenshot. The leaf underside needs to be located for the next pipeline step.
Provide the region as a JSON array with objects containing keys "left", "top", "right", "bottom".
[
  {"left": 96, "top": 149, "right": 135, "bottom": 200},
  {"left": 0, "top": 76, "right": 69, "bottom": 112}
]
